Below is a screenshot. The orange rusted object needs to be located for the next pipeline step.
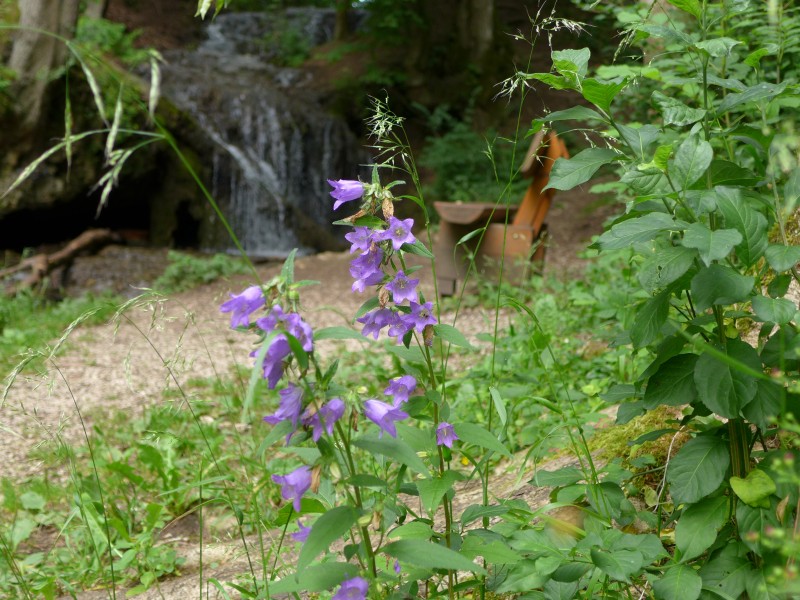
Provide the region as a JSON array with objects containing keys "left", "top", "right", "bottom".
[{"left": 433, "top": 130, "right": 569, "bottom": 296}]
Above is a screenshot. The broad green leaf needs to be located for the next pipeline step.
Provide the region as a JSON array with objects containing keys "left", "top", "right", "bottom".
[
  {"left": 590, "top": 548, "right": 643, "bottom": 582},
  {"left": 453, "top": 422, "right": 512, "bottom": 458},
  {"left": 388, "top": 521, "right": 434, "bottom": 540},
  {"left": 353, "top": 436, "right": 429, "bottom": 475},
  {"left": 639, "top": 246, "right": 697, "bottom": 292},
  {"left": 681, "top": 223, "right": 741, "bottom": 267},
  {"left": 551, "top": 562, "right": 593, "bottom": 583},
  {"left": 19, "top": 492, "right": 45, "bottom": 511},
  {"left": 382, "top": 539, "right": 487, "bottom": 574},
  {"left": 417, "top": 471, "right": 462, "bottom": 515},
  {"left": 707, "top": 161, "right": 759, "bottom": 187},
  {"left": 742, "top": 380, "right": 783, "bottom": 432},
  {"left": 714, "top": 188, "right": 768, "bottom": 266},
  {"left": 402, "top": 239, "right": 434, "bottom": 259},
  {"left": 670, "top": 135, "right": 713, "bottom": 189},
  {"left": 552, "top": 48, "right": 590, "bottom": 78},
  {"left": 540, "top": 106, "right": 605, "bottom": 123},
  {"left": 10, "top": 518, "right": 35, "bottom": 549},
  {"left": 694, "top": 38, "right": 741, "bottom": 57},
  {"left": 489, "top": 386, "right": 507, "bottom": 426},
  {"left": 730, "top": 469, "right": 776, "bottom": 508},
  {"left": 461, "top": 533, "right": 523, "bottom": 564},
  {"left": 783, "top": 168, "right": 800, "bottom": 213},
  {"left": 675, "top": 495, "right": 729, "bottom": 561},
  {"left": 543, "top": 148, "right": 619, "bottom": 191},
  {"left": 491, "top": 559, "right": 548, "bottom": 593},
  {"left": 461, "top": 504, "right": 509, "bottom": 527},
  {"left": 297, "top": 506, "right": 359, "bottom": 572},
  {"left": 746, "top": 567, "right": 782, "bottom": 600},
  {"left": 667, "top": 435, "right": 729, "bottom": 505},
  {"left": 652, "top": 564, "right": 702, "bottom": 600},
  {"left": 666, "top": 0, "right": 701, "bottom": 19},
  {"left": 631, "top": 290, "right": 670, "bottom": 348},
  {"left": 636, "top": 23, "right": 693, "bottom": 47},
  {"left": 737, "top": 503, "right": 779, "bottom": 556},
  {"left": 694, "top": 338, "right": 760, "bottom": 418},
  {"left": 527, "top": 72, "right": 575, "bottom": 91},
  {"left": 653, "top": 145, "right": 673, "bottom": 171},
  {"left": 620, "top": 168, "right": 665, "bottom": 194},
  {"left": 653, "top": 91, "right": 706, "bottom": 126},
  {"left": 433, "top": 324, "right": 474, "bottom": 349},
  {"left": 617, "top": 123, "right": 660, "bottom": 161},
  {"left": 751, "top": 295, "right": 796, "bottom": 325},
  {"left": 699, "top": 543, "right": 749, "bottom": 600},
  {"left": 643, "top": 354, "right": 699, "bottom": 409},
  {"left": 612, "top": 532, "right": 668, "bottom": 563},
  {"left": 598, "top": 213, "right": 688, "bottom": 250},
  {"left": 315, "top": 326, "right": 362, "bottom": 341},
  {"left": 690, "top": 264, "right": 754, "bottom": 312},
  {"left": 531, "top": 466, "right": 584, "bottom": 487},
  {"left": 764, "top": 244, "right": 800, "bottom": 272},
  {"left": 582, "top": 78, "right": 627, "bottom": 114},
  {"left": 717, "top": 81, "right": 788, "bottom": 115},
  {"left": 270, "top": 562, "right": 359, "bottom": 594}
]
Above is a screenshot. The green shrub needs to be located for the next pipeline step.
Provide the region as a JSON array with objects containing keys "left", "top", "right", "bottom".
[{"left": 153, "top": 251, "right": 250, "bottom": 294}]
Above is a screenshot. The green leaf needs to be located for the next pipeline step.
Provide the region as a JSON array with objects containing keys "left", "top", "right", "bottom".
[
  {"left": 280, "top": 249, "right": 298, "bottom": 285},
  {"left": 670, "top": 135, "right": 713, "bottom": 189},
  {"left": 297, "top": 506, "right": 359, "bottom": 572},
  {"left": 699, "top": 543, "right": 749, "bottom": 600},
  {"left": 717, "top": 81, "right": 788, "bottom": 115},
  {"left": 639, "top": 246, "right": 697, "bottom": 292},
  {"left": 675, "top": 495, "right": 729, "bottom": 561},
  {"left": 652, "top": 564, "right": 702, "bottom": 600},
  {"left": 714, "top": 187, "right": 768, "bottom": 267},
  {"left": 402, "top": 239, "right": 434, "bottom": 259},
  {"left": 667, "top": 435, "right": 730, "bottom": 505},
  {"left": 314, "top": 326, "right": 362, "bottom": 341},
  {"left": 491, "top": 559, "right": 548, "bottom": 593},
  {"left": 453, "top": 422, "right": 512, "bottom": 458},
  {"left": 543, "top": 148, "right": 619, "bottom": 191},
  {"left": 353, "top": 436, "right": 429, "bottom": 475},
  {"left": 461, "top": 533, "right": 523, "bottom": 564},
  {"left": 694, "top": 338, "right": 760, "bottom": 418},
  {"left": 382, "top": 539, "right": 487, "bottom": 574},
  {"left": 631, "top": 290, "right": 670, "bottom": 348},
  {"left": 582, "top": 78, "right": 627, "bottom": 114},
  {"left": 690, "top": 264, "right": 754, "bottom": 312},
  {"left": 730, "top": 469, "right": 776, "bottom": 509},
  {"left": 737, "top": 503, "right": 779, "bottom": 556},
  {"left": 643, "top": 354, "right": 699, "bottom": 409},
  {"left": 751, "top": 295, "right": 796, "bottom": 325},
  {"left": 433, "top": 324, "right": 474, "bottom": 349},
  {"left": 707, "top": 160, "right": 759, "bottom": 187},
  {"left": 653, "top": 91, "right": 706, "bottom": 126},
  {"left": 19, "top": 492, "right": 45, "bottom": 511},
  {"left": 531, "top": 466, "right": 584, "bottom": 487},
  {"left": 764, "top": 244, "right": 800, "bottom": 272},
  {"left": 783, "top": 167, "right": 800, "bottom": 213},
  {"left": 617, "top": 123, "right": 660, "bottom": 161},
  {"left": 746, "top": 567, "right": 782, "bottom": 600},
  {"left": 620, "top": 168, "right": 665, "bottom": 194},
  {"left": 694, "top": 38, "right": 741, "bottom": 57},
  {"left": 489, "top": 386, "right": 507, "bottom": 426},
  {"left": 681, "top": 224, "right": 742, "bottom": 267},
  {"left": 665, "top": 0, "right": 701, "bottom": 19},
  {"left": 388, "top": 521, "right": 434, "bottom": 540},
  {"left": 552, "top": 48, "right": 590, "bottom": 78},
  {"left": 540, "top": 106, "right": 605, "bottom": 123},
  {"left": 742, "top": 380, "right": 783, "bottom": 432},
  {"left": 270, "top": 562, "right": 359, "bottom": 595},
  {"left": 590, "top": 548, "right": 643, "bottom": 582},
  {"left": 417, "top": 471, "right": 462, "bottom": 515},
  {"left": 460, "top": 504, "right": 509, "bottom": 527},
  {"left": 598, "top": 213, "right": 688, "bottom": 250}
]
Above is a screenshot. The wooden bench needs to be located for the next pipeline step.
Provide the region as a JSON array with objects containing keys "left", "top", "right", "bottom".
[{"left": 433, "top": 130, "right": 568, "bottom": 296}]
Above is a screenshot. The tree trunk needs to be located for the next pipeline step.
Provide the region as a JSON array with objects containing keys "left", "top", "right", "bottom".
[
  {"left": 334, "top": 0, "right": 349, "bottom": 41},
  {"left": 84, "top": 0, "right": 107, "bottom": 20},
  {"left": 7, "top": 0, "right": 80, "bottom": 137},
  {"left": 457, "top": 0, "right": 494, "bottom": 64}
]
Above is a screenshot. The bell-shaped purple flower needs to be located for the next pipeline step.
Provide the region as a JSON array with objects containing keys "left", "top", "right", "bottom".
[
  {"left": 263, "top": 383, "right": 304, "bottom": 434},
  {"left": 284, "top": 313, "right": 314, "bottom": 352},
  {"left": 384, "top": 375, "right": 417, "bottom": 405},
  {"left": 376, "top": 216, "right": 416, "bottom": 251},
  {"left": 356, "top": 308, "right": 395, "bottom": 340},
  {"left": 332, "top": 576, "right": 368, "bottom": 600},
  {"left": 328, "top": 179, "right": 364, "bottom": 210},
  {"left": 386, "top": 311, "right": 413, "bottom": 344},
  {"left": 220, "top": 286, "right": 265, "bottom": 328},
  {"left": 386, "top": 270, "right": 419, "bottom": 304},
  {"left": 257, "top": 334, "right": 292, "bottom": 389},
  {"left": 302, "top": 397, "right": 345, "bottom": 441},
  {"left": 402, "top": 301, "right": 437, "bottom": 332},
  {"left": 292, "top": 520, "right": 312, "bottom": 543},
  {"left": 256, "top": 304, "right": 285, "bottom": 333},
  {"left": 436, "top": 422, "right": 459, "bottom": 448},
  {"left": 363, "top": 399, "right": 408, "bottom": 438},
  {"left": 272, "top": 465, "right": 312, "bottom": 512},
  {"left": 344, "top": 227, "right": 375, "bottom": 254}
]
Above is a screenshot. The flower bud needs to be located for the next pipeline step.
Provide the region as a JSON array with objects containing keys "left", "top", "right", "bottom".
[
  {"left": 310, "top": 465, "right": 322, "bottom": 493},
  {"left": 379, "top": 286, "right": 391, "bottom": 308},
  {"left": 371, "top": 509, "right": 382, "bottom": 531},
  {"left": 382, "top": 197, "right": 395, "bottom": 220},
  {"left": 423, "top": 324, "right": 435, "bottom": 347},
  {"left": 329, "top": 462, "right": 341, "bottom": 481}
]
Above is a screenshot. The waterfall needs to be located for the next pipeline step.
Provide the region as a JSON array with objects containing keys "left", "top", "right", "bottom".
[{"left": 160, "top": 9, "right": 368, "bottom": 258}]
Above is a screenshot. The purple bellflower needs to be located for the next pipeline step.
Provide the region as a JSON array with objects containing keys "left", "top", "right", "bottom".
[
  {"left": 356, "top": 308, "right": 395, "bottom": 340},
  {"left": 332, "top": 576, "right": 369, "bottom": 600},
  {"left": 292, "top": 520, "right": 311, "bottom": 543},
  {"left": 220, "top": 286, "right": 265, "bottom": 328},
  {"left": 386, "top": 270, "right": 419, "bottom": 304},
  {"left": 257, "top": 305, "right": 314, "bottom": 352},
  {"left": 344, "top": 227, "right": 375, "bottom": 254},
  {"left": 302, "top": 398, "right": 345, "bottom": 442},
  {"left": 364, "top": 399, "right": 408, "bottom": 438},
  {"left": 386, "top": 312, "right": 412, "bottom": 344},
  {"left": 255, "top": 335, "right": 292, "bottom": 389},
  {"left": 436, "top": 422, "right": 459, "bottom": 448},
  {"left": 328, "top": 179, "right": 364, "bottom": 210},
  {"left": 403, "top": 301, "right": 437, "bottom": 332},
  {"left": 376, "top": 216, "right": 416, "bottom": 251},
  {"left": 256, "top": 304, "right": 285, "bottom": 333},
  {"left": 384, "top": 375, "right": 417, "bottom": 405},
  {"left": 272, "top": 465, "right": 312, "bottom": 513},
  {"left": 349, "top": 245, "right": 384, "bottom": 293},
  {"left": 263, "top": 383, "right": 304, "bottom": 440}
]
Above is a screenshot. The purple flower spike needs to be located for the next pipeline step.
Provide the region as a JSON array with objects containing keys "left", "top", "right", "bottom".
[
  {"left": 220, "top": 286, "right": 265, "bottom": 328},
  {"left": 332, "top": 576, "right": 369, "bottom": 600},
  {"left": 386, "top": 270, "right": 419, "bottom": 304},
  {"left": 436, "top": 422, "right": 459, "bottom": 448},
  {"left": 292, "top": 520, "right": 311, "bottom": 543},
  {"left": 364, "top": 399, "right": 408, "bottom": 438},
  {"left": 328, "top": 179, "right": 364, "bottom": 210},
  {"left": 263, "top": 383, "right": 304, "bottom": 434},
  {"left": 302, "top": 398, "right": 345, "bottom": 442},
  {"left": 356, "top": 308, "right": 395, "bottom": 340},
  {"left": 384, "top": 375, "right": 417, "bottom": 405},
  {"left": 344, "top": 227, "right": 375, "bottom": 254},
  {"left": 272, "top": 465, "right": 312, "bottom": 513},
  {"left": 376, "top": 216, "right": 416, "bottom": 251},
  {"left": 403, "top": 301, "right": 437, "bottom": 332}
]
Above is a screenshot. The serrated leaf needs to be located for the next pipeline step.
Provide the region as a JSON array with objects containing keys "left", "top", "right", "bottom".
[
  {"left": 694, "top": 338, "right": 760, "bottom": 418},
  {"left": 582, "top": 78, "right": 627, "bottom": 114},
  {"left": 631, "top": 290, "right": 670, "bottom": 348},
  {"left": 598, "top": 213, "right": 688, "bottom": 250},
  {"left": 639, "top": 246, "right": 697, "bottom": 292},
  {"left": 751, "top": 295, "right": 796, "bottom": 325},
  {"left": 671, "top": 135, "right": 713, "bottom": 189},
  {"left": 667, "top": 435, "right": 730, "bottom": 505},
  {"left": 453, "top": 422, "right": 511, "bottom": 458},
  {"left": 590, "top": 548, "right": 643, "bottom": 582},
  {"left": 653, "top": 91, "right": 706, "bottom": 126},
  {"left": 717, "top": 81, "right": 788, "bottom": 115},
  {"left": 690, "top": 264, "right": 754, "bottom": 312},
  {"left": 730, "top": 469, "right": 776, "bottom": 508},
  {"left": 297, "top": 506, "right": 359, "bottom": 572},
  {"left": 681, "top": 223, "right": 742, "bottom": 267},
  {"left": 433, "top": 324, "right": 474, "bottom": 349},
  {"left": 675, "top": 495, "right": 729, "bottom": 561},
  {"left": 652, "top": 564, "right": 702, "bottom": 600},
  {"left": 714, "top": 187, "right": 768, "bottom": 266},
  {"left": 764, "top": 244, "right": 800, "bottom": 272},
  {"left": 543, "top": 148, "right": 619, "bottom": 191},
  {"left": 644, "top": 354, "right": 699, "bottom": 409},
  {"left": 353, "top": 436, "right": 429, "bottom": 475},
  {"left": 382, "top": 539, "right": 487, "bottom": 574}
]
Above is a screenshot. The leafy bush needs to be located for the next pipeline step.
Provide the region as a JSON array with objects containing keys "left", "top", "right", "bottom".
[
  {"left": 153, "top": 250, "right": 250, "bottom": 293},
  {"left": 74, "top": 17, "right": 151, "bottom": 67}
]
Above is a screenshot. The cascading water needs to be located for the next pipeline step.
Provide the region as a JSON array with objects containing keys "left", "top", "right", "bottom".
[{"left": 160, "top": 9, "right": 368, "bottom": 257}]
